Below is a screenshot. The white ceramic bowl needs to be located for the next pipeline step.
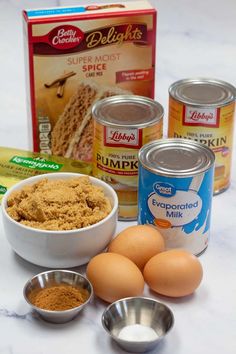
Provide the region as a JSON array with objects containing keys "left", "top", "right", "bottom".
[{"left": 2, "top": 173, "right": 118, "bottom": 268}]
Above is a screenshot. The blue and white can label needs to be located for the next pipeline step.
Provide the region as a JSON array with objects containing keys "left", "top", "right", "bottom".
[{"left": 138, "top": 139, "right": 215, "bottom": 255}]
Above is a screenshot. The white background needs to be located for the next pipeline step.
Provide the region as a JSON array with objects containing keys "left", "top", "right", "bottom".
[{"left": 0, "top": 1, "right": 235, "bottom": 354}]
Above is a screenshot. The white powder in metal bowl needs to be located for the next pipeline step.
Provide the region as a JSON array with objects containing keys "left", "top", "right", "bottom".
[{"left": 118, "top": 324, "right": 158, "bottom": 342}]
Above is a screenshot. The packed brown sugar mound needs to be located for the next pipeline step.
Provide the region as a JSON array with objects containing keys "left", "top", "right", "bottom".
[{"left": 7, "top": 176, "right": 112, "bottom": 231}]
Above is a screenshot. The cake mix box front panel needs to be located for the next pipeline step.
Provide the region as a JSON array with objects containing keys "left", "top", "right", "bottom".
[{"left": 23, "top": 1, "right": 156, "bottom": 163}]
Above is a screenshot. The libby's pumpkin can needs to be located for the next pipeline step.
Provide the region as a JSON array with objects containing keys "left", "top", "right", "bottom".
[
  {"left": 92, "top": 95, "right": 163, "bottom": 220},
  {"left": 168, "top": 78, "right": 235, "bottom": 194}
]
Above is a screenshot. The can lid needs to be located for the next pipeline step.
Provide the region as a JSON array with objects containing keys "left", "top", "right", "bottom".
[
  {"left": 169, "top": 78, "right": 236, "bottom": 107},
  {"left": 92, "top": 95, "right": 164, "bottom": 127},
  {"left": 139, "top": 138, "right": 215, "bottom": 177}
]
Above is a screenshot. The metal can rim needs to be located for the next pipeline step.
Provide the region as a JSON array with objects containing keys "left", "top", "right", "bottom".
[
  {"left": 169, "top": 77, "right": 236, "bottom": 107},
  {"left": 138, "top": 138, "right": 215, "bottom": 177},
  {"left": 92, "top": 95, "right": 164, "bottom": 128}
]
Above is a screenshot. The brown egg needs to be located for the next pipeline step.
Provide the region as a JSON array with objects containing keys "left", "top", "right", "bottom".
[
  {"left": 143, "top": 249, "right": 203, "bottom": 297},
  {"left": 108, "top": 225, "right": 165, "bottom": 270},
  {"left": 86, "top": 253, "right": 144, "bottom": 303}
]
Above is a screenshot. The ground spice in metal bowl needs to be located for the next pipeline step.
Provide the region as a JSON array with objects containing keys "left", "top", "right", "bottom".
[{"left": 29, "top": 284, "right": 90, "bottom": 311}]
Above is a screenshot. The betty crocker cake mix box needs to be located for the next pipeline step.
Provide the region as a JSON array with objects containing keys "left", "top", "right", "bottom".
[{"left": 23, "top": 1, "right": 157, "bottom": 163}]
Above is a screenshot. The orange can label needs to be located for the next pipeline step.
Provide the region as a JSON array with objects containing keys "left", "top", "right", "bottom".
[
  {"left": 93, "top": 120, "right": 163, "bottom": 219},
  {"left": 168, "top": 97, "right": 235, "bottom": 193}
]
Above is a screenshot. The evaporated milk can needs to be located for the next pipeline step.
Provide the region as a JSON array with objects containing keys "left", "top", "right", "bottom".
[
  {"left": 92, "top": 95, "right": 163, "bottom": 220},
  {"left": 168, "top": 78, "right": 235, "bottom": 194},
  {"left": 138, "top": 138, "right": 215, "bottom": 255}
]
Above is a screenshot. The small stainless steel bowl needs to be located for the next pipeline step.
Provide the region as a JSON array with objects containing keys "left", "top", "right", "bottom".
[
  {"left": 23, "top": 270, "right": 93, "bottom": 324},
  {"left": 102, "top": 297, "right": 174, "bottom": 353}
]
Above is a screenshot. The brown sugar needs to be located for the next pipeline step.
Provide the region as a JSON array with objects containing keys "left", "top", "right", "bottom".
[
  {"left": 29, "top": 284, "right": 90, "bottom": 311},
  {"left": 7, "top": 176, "right": 112, "bottom": 231}
]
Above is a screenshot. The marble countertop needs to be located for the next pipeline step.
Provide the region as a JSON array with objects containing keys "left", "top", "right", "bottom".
[{"left": 0, "top": 0, "right": 236, "bottom": 353}]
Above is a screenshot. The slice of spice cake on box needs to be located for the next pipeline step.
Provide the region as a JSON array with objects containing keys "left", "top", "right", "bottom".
[{"left": 51, "top": 81, "right": 130, "bottom": 162}]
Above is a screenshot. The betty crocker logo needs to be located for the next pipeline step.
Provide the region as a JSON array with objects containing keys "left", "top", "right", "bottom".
[
  {"left": 32, "top": 23, "right": 147, "bottom": 54},
  {"left": 48, "top": 25, "right": 84, "bottom": 50}
]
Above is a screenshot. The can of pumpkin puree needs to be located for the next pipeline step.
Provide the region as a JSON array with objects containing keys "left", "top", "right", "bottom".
[
  {"left": 168, "top": 78, "right": 236, "bottom": 194},
  {"left": 92, "top": 95, "right": 163, "bottom": 220},
  {"left": 138, "top": 139, "right": 215, "bottom": 255}
]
